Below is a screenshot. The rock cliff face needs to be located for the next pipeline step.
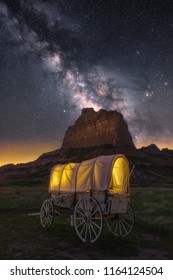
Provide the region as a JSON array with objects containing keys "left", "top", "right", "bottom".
[{"left": 62, "top": 108, "right": 135, "bottom": 148}]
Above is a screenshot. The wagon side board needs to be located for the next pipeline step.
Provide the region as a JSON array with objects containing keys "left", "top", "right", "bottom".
[{"left": 49, "top": 189, "right": 130, "bottom": 215}]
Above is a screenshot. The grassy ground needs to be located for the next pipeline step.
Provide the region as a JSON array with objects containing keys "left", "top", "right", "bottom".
[{"left": 0, "top": 180, "right": 173, "bottom": 259}]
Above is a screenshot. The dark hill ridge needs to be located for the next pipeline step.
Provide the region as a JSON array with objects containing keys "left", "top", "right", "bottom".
[
  {"left": 0, "top": 108, "right": 173, "bottom": 185},
  {"left": 1, "top": 144, "right": 173, "bottom": 184}
]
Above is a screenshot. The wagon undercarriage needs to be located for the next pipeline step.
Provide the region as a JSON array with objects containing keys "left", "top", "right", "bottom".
[{"left": 40, "top": 194, "right": 134, "bottom": 243}]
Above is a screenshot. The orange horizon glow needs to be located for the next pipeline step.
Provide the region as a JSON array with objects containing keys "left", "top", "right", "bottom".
[
  {"left": 0, "top": 139, "right": 173, "bottom": 167},
  {"left": 0, "top": 142, "right": 60, "bottom": 167}
]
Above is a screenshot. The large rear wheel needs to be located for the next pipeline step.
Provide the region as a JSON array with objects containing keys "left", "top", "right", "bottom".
[
  {"left": 107, "top": 203, "right": 134, "bottom": 237},
  {"left": 74, "top": 196, "right": 103, "bottom": 243}
]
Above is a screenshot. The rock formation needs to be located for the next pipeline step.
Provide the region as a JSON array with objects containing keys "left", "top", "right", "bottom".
[
  {"left": 62, "top": 108, "right": 135, "bottom": 148},
  {"left": 1, "top": 108, "right": 173, "bottom": 185}
]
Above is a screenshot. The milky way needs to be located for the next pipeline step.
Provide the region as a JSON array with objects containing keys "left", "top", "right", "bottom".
[{"left": 1, "top": 0, "right": 173, "bottom": 165}]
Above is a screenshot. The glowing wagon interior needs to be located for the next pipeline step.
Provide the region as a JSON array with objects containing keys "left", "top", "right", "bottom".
[{"left": 49, "top": 154, "right": 129, "bottom": 194}]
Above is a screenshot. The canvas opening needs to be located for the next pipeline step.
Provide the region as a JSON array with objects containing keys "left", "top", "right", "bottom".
[{"left": 108, "top": 157, "right": 129, "bottom": 194}]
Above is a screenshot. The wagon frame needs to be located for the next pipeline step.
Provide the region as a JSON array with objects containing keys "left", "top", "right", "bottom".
[{"left": 40, "top": 154, "right": 135, "bottom": 243}]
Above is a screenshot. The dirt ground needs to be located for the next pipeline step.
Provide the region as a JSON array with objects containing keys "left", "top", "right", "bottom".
[{"left": 0, "top": 211, "right": 172, "bottom": 260}]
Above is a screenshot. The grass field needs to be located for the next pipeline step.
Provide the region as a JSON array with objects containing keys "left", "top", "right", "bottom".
[{"left": 0, "top": 180, "right": 173, "bottom": 259}]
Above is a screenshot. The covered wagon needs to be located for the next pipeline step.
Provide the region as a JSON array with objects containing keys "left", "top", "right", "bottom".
[{"left": 40, "top": 154, "right": 134, "bottom": 243}]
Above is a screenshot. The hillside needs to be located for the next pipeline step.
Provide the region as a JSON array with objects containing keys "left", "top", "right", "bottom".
[{"left": 1, "top": 144, "right": 173, "bottom": 186}]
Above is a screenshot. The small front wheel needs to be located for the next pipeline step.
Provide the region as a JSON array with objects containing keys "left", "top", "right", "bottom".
[
  {"left": 40, "top": 199, "right": 54, "bottom": 228},
  {"left": 74, "top": 196, "right": 103, "bottom": 243}
]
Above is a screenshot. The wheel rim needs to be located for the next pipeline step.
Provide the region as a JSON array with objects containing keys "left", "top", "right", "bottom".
[
  {"left": 40, "top": 199, "right": 54, "bottom": 228},
  {"left": 74, "top": 196, "right": 103, "bottom": 243},
  {"left": 107, "top": 203, "right": 134, "bottom": 237}
]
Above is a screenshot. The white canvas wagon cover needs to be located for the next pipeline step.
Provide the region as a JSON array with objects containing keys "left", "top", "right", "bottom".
[{"left": 49, "top": 154, "right": 129, "bottom": 194}]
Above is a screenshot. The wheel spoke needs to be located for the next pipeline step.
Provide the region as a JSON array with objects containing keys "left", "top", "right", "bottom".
[
  {"left": 45, "top": 203, "right": 49, "bottom": 211},
  {"left": 110, "top": 217, "right": 117, "bottom": 229},
  {"left": 84, "top": 199, "right": 90, "bottom": 215},
  {"left": 121, "top": 217, "right": 132, "bottom": 228},
  {"left": 90, "top": 207, "right": 99, "bottom": 217},
  {"left": 122, "top": 215, "right": 133, "bottom": 221},
  {"left": 88, "top": 224, "right": 92, "bottom": 242},
  {"left": 80, "top": 223, "right": 86, "bottom": 237},
  {"left": 83, "top": 199, "right": 88, "bottom": 214},
  {"left": 76, "top": 209, "right": 85, "bottom": 217},
  {"left": 120, "top": 219, "right": 128, "bottom": 235},
  {"left": 89, "top": 202, "right": 94, "bottom": 214},
  {"left": 90, "top": 219, "right": 101, "bottom": 230},
  {"left": 78, "top": 201, "right": 85, "bottom": 211},
  {"left": 114, "top": 218, "right": 118, "bottom": 234},
  {"left": 40, "top": 211, "right": 45, "bottom": 217},
  {"left": 118, "top": 219, "right": 122, "bottom": 236},
  {"left": 76, "top": 220, "right": 85, "bottom": 228},
  {"left": 84, "top": 223, "right": 88, "bottom": 241},
  {"left": 89, "top": 221, "right": 97, "bottom": 238},
  {"left": 47, "top": 216, "right": 52, "bottom": 224}
]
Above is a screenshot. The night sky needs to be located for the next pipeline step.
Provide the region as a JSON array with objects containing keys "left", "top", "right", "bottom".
[{"left": 1, "top": 0, "right": 173, "bottom": 166}]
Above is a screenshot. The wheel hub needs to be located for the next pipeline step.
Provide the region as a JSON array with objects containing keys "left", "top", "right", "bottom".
[
  {"left": 84, "top": 214, "right": 90, "bottom": 223},
  {"left": 43, "top": 209, "right": 48, "bottom": 217}
]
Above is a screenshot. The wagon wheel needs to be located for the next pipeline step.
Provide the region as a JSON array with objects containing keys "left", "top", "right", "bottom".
[
  {"left": 74, "top": 196, "right": 103, "bottom": 243},
  {"left": 40, "top": 199, "right": 54, "bottom": 228},
  {"left": 107, "top": 203, "right": 134, "bottom": 237}
]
